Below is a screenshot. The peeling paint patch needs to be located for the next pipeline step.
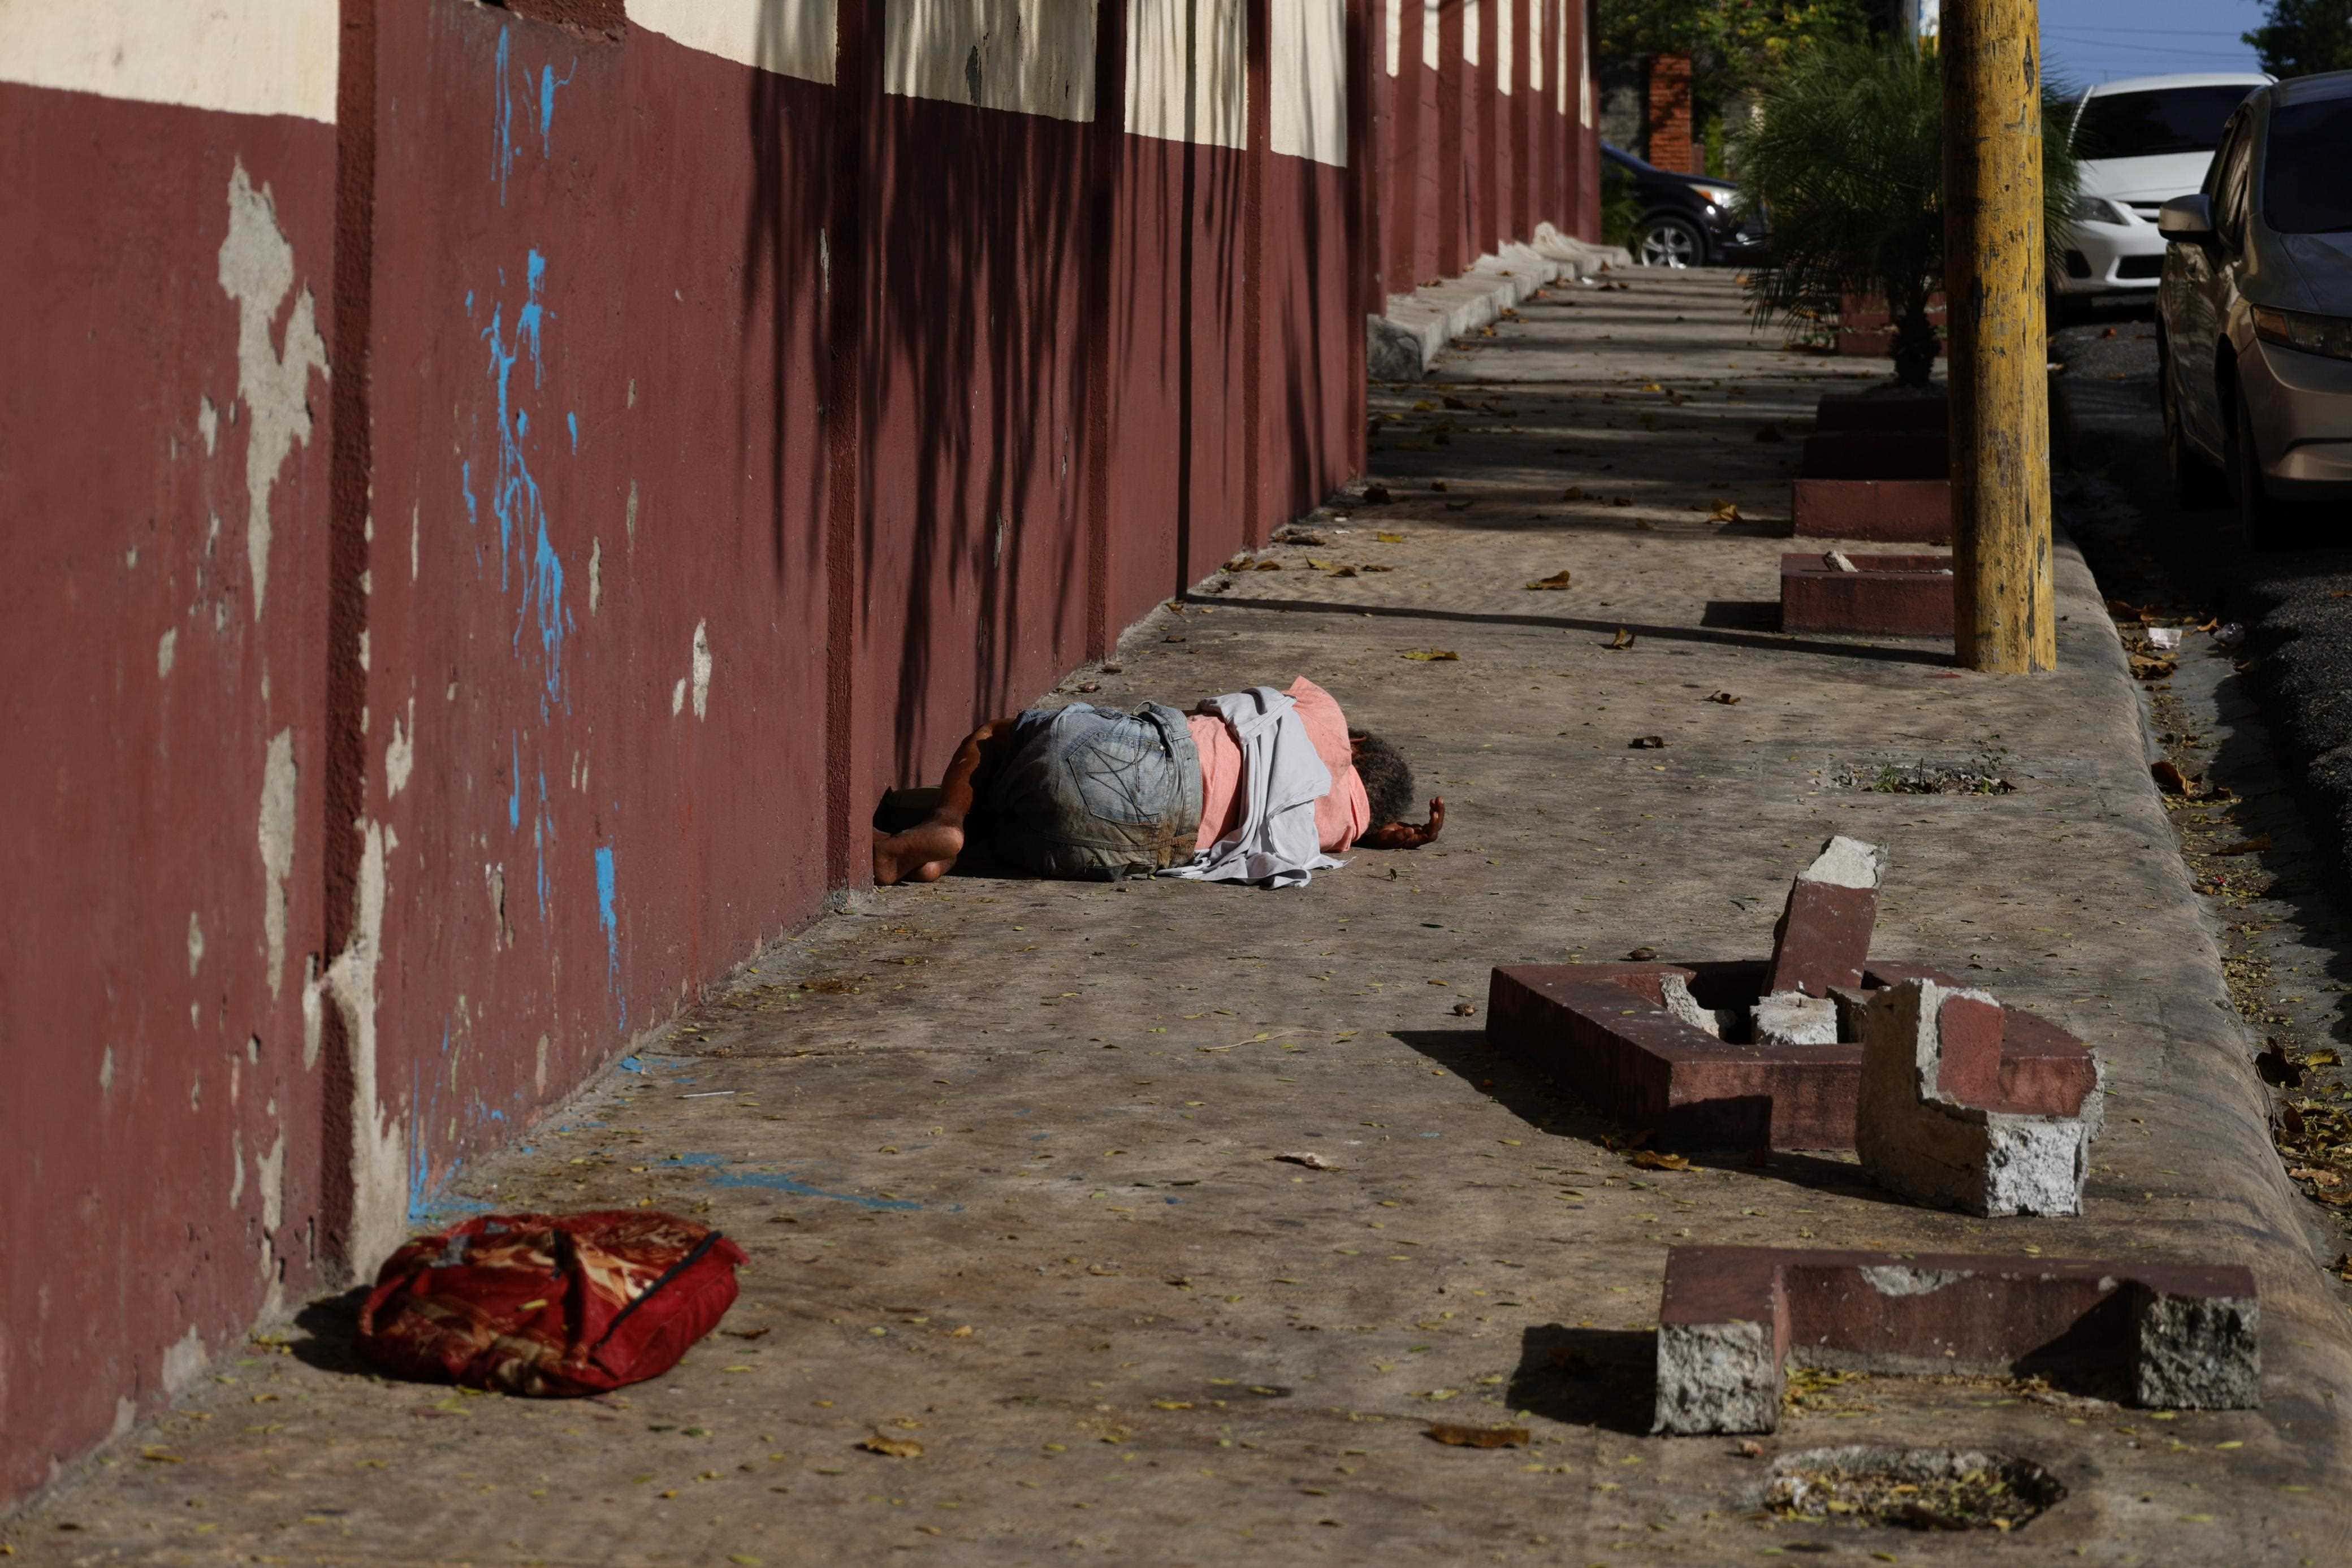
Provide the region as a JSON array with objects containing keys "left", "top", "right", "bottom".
[
  {"left": 386, "top": 698, "right": 415, "bottom": 798},
  {"left": 187, "top": 911, "right": 205, "bottom": 976},
  {"left": 690, "top": 619, "right": 712, "bottom": 719},
  {"left": 323, "top": 820, "right": 408, "bottom": 1272},
  {"left": 198, "top": 396, "right": 218, "bottom": 453},
  {"left": 157, "top": 626, "right": 178, "bottom": 677},
  {"left": 410, "top": 501, "right": 421, "bottom": 580},
  {"left": 99, "top": 1045, "right": 115, "bottom": 1091},
  {"left": 161, "top": 1325, "right": 206, "bottom": 1396},
  {"left": 588, "top": 535, "right": 601, "bottom": 614},
  {"left": 218, "top": 162, "right": 328, "bottom": 623},
  {"left": 535, "top": 1034, "right": 550, "bottom": 1094},
  {"left": 258, "top": 728, "right": 297, "bottom": 999},
  {"left": 229, "top": 1130, "right": 246, "bottom": 1206}
]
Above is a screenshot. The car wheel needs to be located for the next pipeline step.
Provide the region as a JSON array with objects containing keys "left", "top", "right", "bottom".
[
  {"left": 2228, "top": 380, "right": 2294, "bottom": 551},
  {"left": 1635, "top": 214, "right": 1705, "bottom": 270},
  {"left": 2159, "top": 328, "right": 2225, "bottom": 509}
]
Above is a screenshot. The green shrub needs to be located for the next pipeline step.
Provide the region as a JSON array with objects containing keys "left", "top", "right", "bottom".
[{"left": 1732, "top": 38, "right": 2078, "bottom": 387}]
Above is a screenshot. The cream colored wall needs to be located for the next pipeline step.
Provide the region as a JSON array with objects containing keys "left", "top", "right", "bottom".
[
  {"left": 626, "top": 0, "right": 838, "bottom": 85},
  {"left": 1529, "top": 0, "right": 1542, "bottom": 93},
  {"left": 1497, "top": 0, "right": 1511, "bottom": 93},
  {"left": 883, "top": 0, "right": 1096, "bottom": 123},
  {"left": 1464, "top": 0, "right": 1478, "bottom": 67},
  {"left": 1386, "top": 0, "right": 1402, "bottom": 77},
  {"left": 1423, "top": 0, "right": 1439, "bottom": 71},
  {"left": 0, "top": 0, "right": 338, "bottom": 122},
  {"left": 1127, "top": 0, "right": 1245, "bottom": 149},
  {"left": 1270, "top": 0, "right": 1345, "bottom": 166}
]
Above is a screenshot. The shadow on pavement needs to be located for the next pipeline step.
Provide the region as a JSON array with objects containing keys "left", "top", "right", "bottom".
[
  {"left": 1507, "top": 1324, "right": 1657, "bottom": 1435},
  {"left": 1198, "top": 595, "right": 1954, "bottom": 668}
]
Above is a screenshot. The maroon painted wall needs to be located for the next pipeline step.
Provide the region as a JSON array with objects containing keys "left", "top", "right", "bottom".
[
  {"left": 0, "top": 84, "right": 337, "bottom": 1501},
  {"left": 2, "top": 0, "right": 1599, "bottom": 1510},
  {"left": 1374, "top": 1, "right": 1599, "bottom": 318}
]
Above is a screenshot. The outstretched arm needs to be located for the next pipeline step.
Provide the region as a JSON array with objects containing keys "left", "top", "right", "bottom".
[{"left": 1357, "top": 795, "right": 1445, "bottom": 850}]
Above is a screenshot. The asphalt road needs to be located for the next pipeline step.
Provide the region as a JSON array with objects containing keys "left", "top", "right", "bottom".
[{"left": 2053, "top": 294, "right": 2352, "bottom": 881}]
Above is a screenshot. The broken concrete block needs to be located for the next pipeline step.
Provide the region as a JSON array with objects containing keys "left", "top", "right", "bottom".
[
  {"left": 1752, "top": 989, "right": 1838, "bottom": 1046},
  {"left": 1653, "top": 1246, "right": 2259, "bottom": 1434},
  {"left": 1765, "top": 835, "right": 1887, "bottom": 998},
  {"left": 1856, "top": 978, "right": 2089, "bottom": 1217},
  {"left": 1659, "top": 973, "right": 1722, "bottom": 1038},
  {"left": 2132, "top": 1281, "right": 2262, "bottom": 1410}
]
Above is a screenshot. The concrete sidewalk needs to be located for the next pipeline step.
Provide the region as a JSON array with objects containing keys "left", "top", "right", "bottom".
[{"left": 15, "top": 272, "right": 2352, "bottom": 1566}]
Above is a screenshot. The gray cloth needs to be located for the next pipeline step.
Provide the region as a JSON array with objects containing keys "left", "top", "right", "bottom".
[
  {"left": 980, "top": 701, "right": 1204, "bottom": 880},
  {"left": 1160, "top": 686, "right": 1345, "bottom": 889}
]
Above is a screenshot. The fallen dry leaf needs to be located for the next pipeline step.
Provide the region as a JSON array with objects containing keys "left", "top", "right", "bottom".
[
  {"left": 1274, "top": 1151, "right": 1337, "bottom": 1171},
  {"left": 1629, "top": 1150, "right": 1692, "bottom": 1172},
  {"left": 2214, "top": 835, "right": 2272, "bottom": 856},
  {"left": 1708, "top": 499, "right": 1741, "bottom": 523},
  {"left": 1402, "top": 649, "right": 1461, "bottom": 661},
  {"left": 2151, "top": 759, "right": 2193, "bottom": 795},
  {"left": 1375, "top": 530, "right": 1406, "bottom": 543},
  {"left": 1562, "top": 486, "right": 1589, "bottom": 501},
  {"left": 1253, "top": 560, "right": 1283, "bottom": 571},
  {"left": 857, "top": 1436, "right": 924, "bottom": 1459},
  {"left": 1305, "top": 558, "right": 1341, "bottom": 571},
  {"left": 1707, "top": 691, "right": 1741, "bottom": 705},
  {"left": 1629, "top": 735, "right": 1666, "bottom": 750},
  {"left": 1607, "top": 628, "right": 1637, "bottom": 650},
  {"left": 1627, "top": 946, "right": 1658, "bottom": 961},
  {"left": 1450, "top": 1002, "right": 1476, "bottom": 1017},
  {"left": 1362, "top": 485, "right": 1393, "bottom": 505},
  {"left": 1426, "top": 1423, "right": 1531, "bottom": 1449},
  {"left": 1525, "top": 570, "right": 1574, "bottom": 591}
]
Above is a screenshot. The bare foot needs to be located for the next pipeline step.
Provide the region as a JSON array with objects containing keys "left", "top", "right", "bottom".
[{"left": 873, "top": 822, "right": 965, "bottom": 885}]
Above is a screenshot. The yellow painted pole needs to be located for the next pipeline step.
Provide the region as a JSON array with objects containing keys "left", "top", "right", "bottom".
[{"left": 1943, "top": 0, "right": 2056, "bottom": 673}]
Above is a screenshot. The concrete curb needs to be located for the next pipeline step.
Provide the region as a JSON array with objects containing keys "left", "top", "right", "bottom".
[{"left": 1367, "top": 222, "right": 1633, "bottom": 381}]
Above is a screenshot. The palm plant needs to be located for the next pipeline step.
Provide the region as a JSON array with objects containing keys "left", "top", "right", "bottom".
[{"left": 1732, "top": 38, "right": 2079, "bottom": 389}]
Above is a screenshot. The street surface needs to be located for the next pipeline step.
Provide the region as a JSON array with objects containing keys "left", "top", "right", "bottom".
[{"left": 12, "top": 273, "right": 2352, "bottom": 1566}]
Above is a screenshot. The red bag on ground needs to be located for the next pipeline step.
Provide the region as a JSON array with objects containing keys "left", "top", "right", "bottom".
[{"left": 356, "top": 1210, "right": 747, "bottom": 1396}]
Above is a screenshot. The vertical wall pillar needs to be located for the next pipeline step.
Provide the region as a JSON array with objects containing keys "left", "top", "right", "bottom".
[
  {"left": 825, "top": 0, "right": 877, "bottom": 890},
  {"left": 318, "top": 0, "right": 378, "bottom": 1278},
  {"left": 1348, "top": 0, "right": 1376, "bottom": 451},
  {"left": 1437, "top": 0, "right": 1463, "bottom": 273},
  {"left": 1243, "top": 0, "right": 1268, "bottom": 540},
  {"left": 1083, "top": 0, "right": 1127, "bottom": 656}
]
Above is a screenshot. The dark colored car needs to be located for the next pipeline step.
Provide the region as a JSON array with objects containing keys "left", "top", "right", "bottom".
[{"left": 1603, "top": 142, "right": 1769, "bottom": 268}]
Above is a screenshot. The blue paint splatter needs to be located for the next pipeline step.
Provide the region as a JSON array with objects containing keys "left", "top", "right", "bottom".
[
  {"left": 479, "top": 249, "right": 572, "bottom": 714},
  {"left": 538, "top": 62, "right": 574, "bottom": 155},
  {"left": 462, "top": 460, "right": 478, "bottom": 529},
  {"left": 465, "top": 289, "right": 475, "bottom": 315},
  {"left": 492, "top": 29, "right": 517, "bottom": 202},
  {"left": 508, "top": 734, "right": 521, "bottom": 830},
  {"left": 595, "top": 844, "right": 620, "bottom": 990},
  {"left": 567, "top": 411, "right": 579, "bottom": 451},
  {"left": 619, "top": 1056, "right": 646, "bottom": 1074}
]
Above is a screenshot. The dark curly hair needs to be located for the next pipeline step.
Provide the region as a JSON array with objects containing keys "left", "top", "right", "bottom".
[{"left": 1349, "top": 730, "right": 1415, "bottom": 829}]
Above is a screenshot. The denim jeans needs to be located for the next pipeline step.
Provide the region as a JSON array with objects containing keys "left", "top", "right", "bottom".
[{"left": 982, "top": 703, "right": 1205, "bottom": 880}]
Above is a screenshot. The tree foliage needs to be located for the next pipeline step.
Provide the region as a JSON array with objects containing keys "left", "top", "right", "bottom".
[
  {"left": 2245, "top": 0, "right": 2352, "bottom": 78},
  {"left": 1732, "top": 38, "right": 2078, "bottom": 388},
  {"left": 1598, "top": 0, "right": 1873, "bottom": 103}
]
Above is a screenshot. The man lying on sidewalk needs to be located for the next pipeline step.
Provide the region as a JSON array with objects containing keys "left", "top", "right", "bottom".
[{"left": 873, "top": 677, "right": 1443, "bottom": 887}]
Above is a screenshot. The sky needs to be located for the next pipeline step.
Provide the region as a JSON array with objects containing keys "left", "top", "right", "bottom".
[{"left": 2035, "top": 0, "right": 2271, "bottom": 89}]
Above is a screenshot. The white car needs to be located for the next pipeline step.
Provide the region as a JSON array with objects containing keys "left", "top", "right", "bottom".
[{"left": 2057, "top": 72, "right": 2271, "bottom": 304}]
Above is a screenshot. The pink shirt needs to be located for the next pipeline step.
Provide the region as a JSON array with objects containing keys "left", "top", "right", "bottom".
[{"left": 1187, "top": 677, "right": 1371, "bottom": 854}]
